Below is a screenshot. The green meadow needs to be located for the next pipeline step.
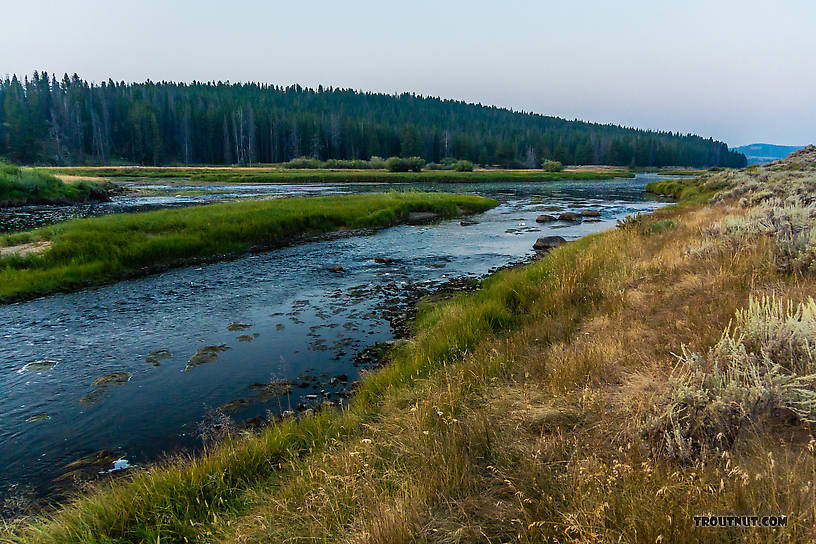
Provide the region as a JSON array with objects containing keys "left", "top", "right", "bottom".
[
  {"left": 0, "top": 191, "right": 496, "bottom": 302},
  {"left": 49, "top": 166, "right": 633, "bottom": 184},
  {"left": 0, "top": 164, "right": 111, "bottom": 206}
]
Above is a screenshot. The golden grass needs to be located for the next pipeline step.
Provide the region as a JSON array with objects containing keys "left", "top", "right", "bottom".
[{"left": 6, "top": 152, "right": 816, "bottom": 543}]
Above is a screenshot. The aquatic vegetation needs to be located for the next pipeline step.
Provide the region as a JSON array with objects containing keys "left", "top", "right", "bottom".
[
  {"left": 186, "top": 345, "right": 230, "bottom": 370},
  {"left": 0, "top": 192, "right": 497, "bottom": 302},
  {"left": 145, "top": 350, "right": 171, "bottom": 367},
  {"left": 91, "top": 372, "right": 131, "bottom": 387}
]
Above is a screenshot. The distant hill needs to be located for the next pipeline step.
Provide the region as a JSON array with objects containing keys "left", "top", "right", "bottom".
[
  {"left": 0, "top": 72, "right": 746, "bottom": 168},
  {"left": 734, "top": 143, "right": 807, "bottom": 165}
]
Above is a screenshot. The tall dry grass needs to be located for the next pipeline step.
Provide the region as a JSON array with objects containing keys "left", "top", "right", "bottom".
[{"left": 7, "top": 148, "right": 816, "bottom": 543}]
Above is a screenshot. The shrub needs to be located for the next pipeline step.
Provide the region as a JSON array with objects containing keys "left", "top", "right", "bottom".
[
  {"left": 385, "top": 156, "right": 425, "bottom": 172},
  {"left": 453, "top": 160, "right": 474, "bottom": 172},
  {"left": 283, "top": 156, "right": 322, "bottom": 169},
  {"left": 704, "top": 202, "right": 816, "bottom": 273},
  {"left": 735, "top": 295, "right": 816, "bottom": 374},
  {"left": 368, "top": 156, "right": 386, "bottom": 169},
  {"left": 644, "top": 295, "right": 816, "bottom": 460},
  {"left": 540, "top": 160, "right": 563, "bottom": 172}
]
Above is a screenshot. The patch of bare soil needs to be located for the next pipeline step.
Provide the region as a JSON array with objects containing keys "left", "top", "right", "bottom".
[{"left": 0, "top": 240, "right": 51, "bottom": 258}]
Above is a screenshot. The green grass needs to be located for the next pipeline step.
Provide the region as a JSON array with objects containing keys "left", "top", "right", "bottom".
[
  {"left": 645, "top": 178, "right": 716, "bottom": 205},
  {"left": 635, "top": 167, "right": 712, "bottom": 176},
  {"left": 0, "top": 192, "right": 496, "bottom": 302},
  {"left": 8, "top": 157, "right": 816, "bottom": 542},
  {"left": 8, "top": 194, "right": 816, "bottom": 542},
  {"left": 0, "top": 164, "right": 111, "bottom": 206},
  {"left": 48, "top": 166, "right": 633, "bottom": 183},
  {"left": 2, "top": 227, "right": 599, "bottom": 544}
]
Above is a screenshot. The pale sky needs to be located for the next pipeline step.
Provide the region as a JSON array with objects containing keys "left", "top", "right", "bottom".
[{"left": 2, "top": 0, "right": 814, "bottom": 147}]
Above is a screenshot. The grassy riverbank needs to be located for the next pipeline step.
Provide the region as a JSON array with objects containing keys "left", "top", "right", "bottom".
[
  {"left": 0, "top": 164, "right": 112, "bottom": 206},
  {"left": 645, "top": 178, "right": 717, "bottom": 205},
  {"left": 7, "top": 148, "right": 816, "bottom": 543},
  {"left": 0, "top": 192, "right": 496, "bottom": 303},
  {"left": 49, "top": 165, "right": 633, "bottom": 184}
]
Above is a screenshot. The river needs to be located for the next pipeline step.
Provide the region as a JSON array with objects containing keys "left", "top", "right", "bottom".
[{"left": 0, "top": 174, "right": 670, "bottom": 502}]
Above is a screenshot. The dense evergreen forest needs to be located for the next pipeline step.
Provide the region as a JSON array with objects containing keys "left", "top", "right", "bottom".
[{"left": 0, "top": 72, "right": 746, "bottom": 168}]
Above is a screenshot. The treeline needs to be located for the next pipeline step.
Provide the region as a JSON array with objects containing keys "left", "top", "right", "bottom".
[{"left": 0, "top": 72, "right": 747, "bottom": 168}]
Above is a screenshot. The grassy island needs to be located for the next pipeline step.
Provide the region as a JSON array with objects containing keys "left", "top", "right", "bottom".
[
  {"left": 6, "top": 148, "right": 816, "bottom": 543},
  {"left": 0, "top": 191, "right": 497, "bottom": 302},
  {"left": 0, "top": 164, "right": 112, "bottom": 207}
]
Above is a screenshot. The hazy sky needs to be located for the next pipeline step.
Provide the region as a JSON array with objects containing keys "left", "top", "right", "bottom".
[{"left": 2, "top": 0, "right": 814, "bottom": 147}]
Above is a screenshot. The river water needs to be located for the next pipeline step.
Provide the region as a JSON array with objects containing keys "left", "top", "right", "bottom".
[{"left": 0, "top": 175, "right": 669, "bottom": 501}]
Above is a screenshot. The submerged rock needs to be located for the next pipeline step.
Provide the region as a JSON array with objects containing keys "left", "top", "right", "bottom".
[
  {"left": 20, "top": 359, "right": 58, "bottom": 372},
  {"left": 145, "top": 350, "right": 171, "bottom": 366},
  {"left": 580, "top": 209, "right": 601, "bottom": 217},
  {"left": 226, "top": 322, "right": 252, "bottom": 331},
  {"left": 328, "top": 265, "right": 344, "bottom": 273},
  {"left": 53, "top": 449, "right": 130, "bottom": 488},
  {"left": 91, "top": 372, "right": 131, "bottom": 387},
  {"left": 533, "top": 236, "right": 567, "bottom": 252},
  {"left": 248, "top": 380, "right": 293, "bottom": 399},
  {"left": 186, "top": 345, "right": 230, "bottom": 370},
  {"left": 80, "top": 371, "right": 130, "bottom": 404},
  {"left": 374, "top": 257, "right": 397, "bottom": 264},
  {"left": 535, "top": 214, "right": 558, "bottom": 223},
  {"left": 459, "top": 219, "right": 478, "bottom": 226},
  {"left": 236, "top": 335, "right": 254, "bottom": 342},
  {"left": 219, "top": 398, "right": 251, "bottom": 413},
  {"left": 26, "top": 413, "right": 50, "bottom": 423},
  {"left": 79, "top": 389, "right": 107, "bottom": 405},
  {"left": 62, "top": 450, "right": 120, "bottom": 472},
  {"left": 558, "top": 212, "right": 581, "bottom": 222}
]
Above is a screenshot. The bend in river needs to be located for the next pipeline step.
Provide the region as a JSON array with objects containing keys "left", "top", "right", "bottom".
[{"left": 0, "top": 175, "right": 670, "bottom": 501}]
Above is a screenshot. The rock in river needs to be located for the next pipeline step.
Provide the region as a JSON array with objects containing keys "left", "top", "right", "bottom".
[
  {"left": 374, "top": 257, "right": 396, "bottom": 264},
  {"left": 328, "top": 265, "right": 344, "bottom": 273},
  {"left": 248, "top": 380, "right": 294, "bottom": 399},
  {"left": 145, "top": 350, "right": 171, "bottom": 366},
  {"left": 92, "top": 372, "right": 131, "bottom": 387},
  {"left": 535, "top": 214, "right": 558, "bottom": 223},
  {"left": 186, "top": 345, "right": 230, "bottom": 370},
  {"left": 558, "top": 212, "right": 581, "bottom": 222},
  {"left": 533, "top": 236, "right": 567, "bottom": 252},
  {"left": 226, "top": 322, "right": 252, "bottom": 331},
  {"left": 581, "top": 209, "right": 601, "bottom": 217},
  {"left": 20, "top": 359, "right": 58, "bottom": 372}
]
